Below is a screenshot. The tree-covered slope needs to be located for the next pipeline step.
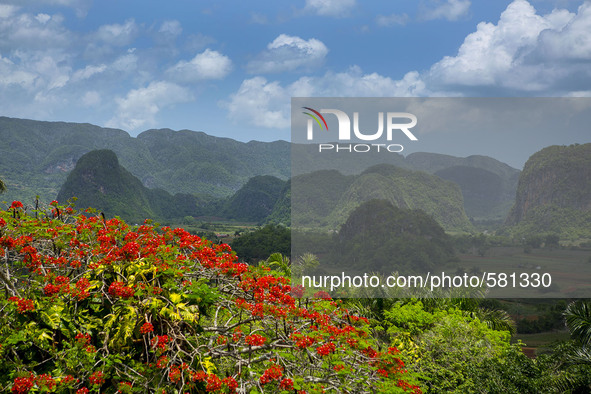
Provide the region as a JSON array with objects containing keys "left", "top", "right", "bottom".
[
  {"left": 292, "top": 164, "right": 473, "bottom": 232},
  {"left": 505, "top": 143, "right": 591, "bottom": 239},
  {"left": 56, "top": 150, "right": 204, "bottom": 223},
  {"left": 332, "top": 199, "right": 456, "bottom": 274},
  {"left": 222, "top": 175, "right": 287, "bottom": 223},
  {"left": 407, "top": 153, "right": 520, "bottom": 221}
]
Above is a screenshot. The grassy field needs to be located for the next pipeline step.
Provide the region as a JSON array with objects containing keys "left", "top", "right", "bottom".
[{"left": 453, "top": 247, "right": 591, "bottom": 298}]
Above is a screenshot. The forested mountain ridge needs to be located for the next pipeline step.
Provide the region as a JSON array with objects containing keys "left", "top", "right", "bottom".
[
  {"left": 505, "top": 143, "right": 591, "bottom": 239},
  {"left": 56, "top": 150, "right": 208, "bottom": 223},
  {"left": 0, "top": 116, "right": 519, "bottom": 223},
  {"left": 292, "top": 164, "right": 473, "bottom": 232},
  {"left": 0, "top": 116, "right": 290, "bottom": 202}
]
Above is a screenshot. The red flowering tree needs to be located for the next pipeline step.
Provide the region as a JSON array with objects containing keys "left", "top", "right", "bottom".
[{"left": 0, "top": 201, "right": 421, "bottom": 393}]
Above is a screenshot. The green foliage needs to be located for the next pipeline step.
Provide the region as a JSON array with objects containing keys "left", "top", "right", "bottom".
[
  {"left": 382, "top": 300, "right": 542, "bottom": 393},
  {"left": 230, "top": 224, "right": 290, "bottom": 263}
]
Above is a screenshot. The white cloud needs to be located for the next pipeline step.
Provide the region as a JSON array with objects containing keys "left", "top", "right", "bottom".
[
  {"left": 225, "top": 68, "right": 427, "bottom": 129},
  {"left": 376, "top": 13, "right": 409, "bottom": 27},
  {"left": 71, "top": 64, "right": 106, "bottom": 81},
  {"left": 35, "top": 13, "right": 51, "bottom": 24},
  {"left": 424, "top": 0, "right": 587, "bottom": 93},
  {"left": 112, "top": 52, "right": 138, "bottom": 72},
  {"left": 419, "top": 0, "right": 471, "bottom": 21},
  {"left": 225, "top": 76, "right": 291, "bottom": 128},
  {"left": 0, "top": 11, "right": 70, "bottom": 50},
  {"left": 304, "top": 0, "right": 356, "bottom": 17},
  {"left": 246, "top": 34, "right": 328, "bottom": 74},
  {"left": 166, "top": 49, "right": 232, "bottom": 82},
  {"left": 0, "top": 55, "right": 37, "bottom": 88},
  {"left": 0, "top": 0, "right": 91, "bottom": 18},
  {"left": 535, "top": 2, "right": 591, "bottom": 61},
  {"left": 107, "top": 81, "right": 193, "bottom": 131},
  {"left": 94, "top": 19, "right": 138, "bottom": 46},
  {"left": 0, "top": 4, "right": 18, "bottom": 18}
]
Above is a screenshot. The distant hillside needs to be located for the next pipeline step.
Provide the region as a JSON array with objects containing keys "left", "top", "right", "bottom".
[
  {"left": 292, "top": 164, "right": 473, "bottom": 232},
  {"left": 407, "top": 153, "right": 520, "bottom": 221},
  {"left": 331, "top": 199, "right": 456, "bottom": 274},
  {"left": 0, "top": 117, "right": 290, "bottom": 203},
  {"left": 222, "top": 175, "right": 286, "bottom": 223},
  {"left": 505, "top": 143, "right": 591, "bottom": 239},
  {"left": 57, "top": 150, "right": 206, "bottom": 223},
  {"left": 266, "top": 180, "right": 291, "bottom": 226},
  {"left": 0, "top": 116, "right": 518, "bottom": 223}
]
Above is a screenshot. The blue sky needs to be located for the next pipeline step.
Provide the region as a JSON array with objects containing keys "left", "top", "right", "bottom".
[{"left": 1, "top": 0, "right": 590, "bottom": 168}]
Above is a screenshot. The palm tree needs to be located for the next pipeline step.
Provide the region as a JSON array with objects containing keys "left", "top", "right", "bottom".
[{"left": 564, "top": 300, "right": 591, "bottom": 363}]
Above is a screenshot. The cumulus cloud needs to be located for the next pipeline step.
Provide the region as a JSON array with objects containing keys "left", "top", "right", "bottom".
[
  {"left": 419, "top": 0, "right": 471, "bottom": 21},
  {"left": 424, "top": 0, "right": 586, "bottom": 93},
  {"left": 225, "top": 67, "right": 427, "bottom": 129},
  {"left": 376, "top": 13, "right": 409, "bottom": 27},
  {"left": 107, "top": 81, "right": 193, "bottom": 131},
  {"left": 246, "top": 34, "right": 328, "bottom": 74},
  {"left": 304, "top": 0, "right": 356, "bottom": 17},
  {"left": 166, "top": 49, "right": 232, "bottom": 82}
]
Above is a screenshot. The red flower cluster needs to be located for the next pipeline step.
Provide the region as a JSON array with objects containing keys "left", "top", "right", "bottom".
[
  {"left": 75, "top": 332, "right": 91, "bottom": 346},
  {"left": 72, "top": 278, "right": 91, "bottom": 300},
  {"left": 245, "top": 333, "right": 267, "bottom": 346},
  {"left": 260, "top": 364, "right": 283, "bottom": 385},
  {"left": 10, "top": 201, "right": 23, "bottom": 209},
  {"left": 108, "top": 281, "right": 134, "bottom": 298},
  {"left": 150, "top": 335, "right": 170, "bottom": 350},
  {"left": 279, "top": 378, "right": 294, "bottom": 390},
  {"left": 88, "top": 371, "right": 105, "bottom": 386},
  {"left": 8, "top": 297, "right": 35, "bottom": 313},
  {"left": 11, "top": 373, "right": 78, "bottom": 394},
  {"left": 291, "top": 333, "right": 316, "bottom": 349},
  {"left": 140, "top": 322, "right": 154, "bottom": 334},
  {"left": 316, "top": 342, "right": 336, "bottom": 356},
  {"left": 11, "top": 374, "right": 34, "bottom": 394},
  {"left": 44, "top": 276, "right": 70, "bottom": 296},
  {"left": 169, "top": 366, "right": 181, "bottom": 383}
]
